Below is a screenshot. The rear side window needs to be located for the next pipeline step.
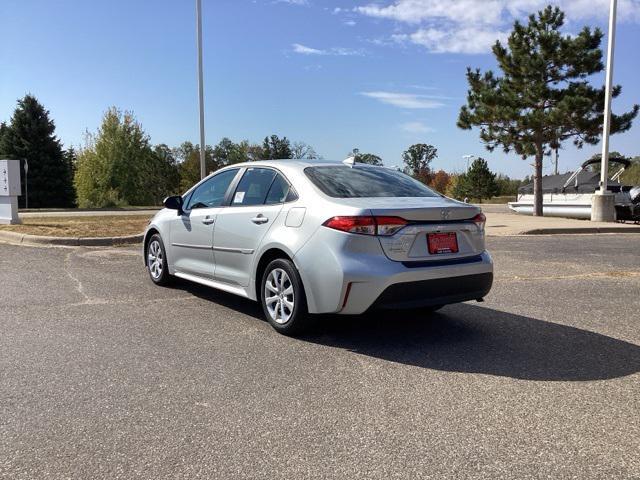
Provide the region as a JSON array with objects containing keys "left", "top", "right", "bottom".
[
  {"left": 304, "top": 166, "right": 439, "bottom": 198},
  {"left": 232, "top": 168, "right": 277, "bottom": 206},
  {"left": 265, "top": 173, "right": 295, "bottom": 205}
]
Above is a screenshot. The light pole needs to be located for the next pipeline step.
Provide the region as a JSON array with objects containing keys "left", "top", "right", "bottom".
[
  {"left": 592, "top": 0, "right": 617, "bottom": 222},
  {"left": 462, "top": 154, "right": 475, "bottom": 172},
  {"left": 196, "top": 0, "right": 206, "bottom": 180}
]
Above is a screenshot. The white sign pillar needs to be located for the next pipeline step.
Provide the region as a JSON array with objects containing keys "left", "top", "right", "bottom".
[{"left": 0, "top": 159, "right": 22, "bottom": 224}]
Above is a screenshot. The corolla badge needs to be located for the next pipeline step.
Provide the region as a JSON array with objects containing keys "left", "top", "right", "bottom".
[{"left": 440, "top": 209, "right": 450, "bottom": 220}]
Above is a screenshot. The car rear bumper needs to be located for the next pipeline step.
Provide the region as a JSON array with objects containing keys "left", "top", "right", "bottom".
[
  {"left": 293, "top": 227, "right": 494, "bottom": 314},
  {"left": 337, "top": 251, "right": 493, "bottom": 314},
  {"left": 371, "top": 272, "right": 493, "bottom": 310}
]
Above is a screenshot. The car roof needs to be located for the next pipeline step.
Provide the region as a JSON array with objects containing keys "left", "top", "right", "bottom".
[{"left": 227, "top": 159, "right": 384, "bottom": 171}]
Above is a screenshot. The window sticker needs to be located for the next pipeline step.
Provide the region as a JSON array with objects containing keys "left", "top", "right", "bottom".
[{"left": 233, "top": 191, "right": 245, "bottom": 204}]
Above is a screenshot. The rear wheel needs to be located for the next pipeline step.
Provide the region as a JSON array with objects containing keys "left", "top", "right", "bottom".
[{"left": 260, "top": 259, "right": 309, "bottom": 335}]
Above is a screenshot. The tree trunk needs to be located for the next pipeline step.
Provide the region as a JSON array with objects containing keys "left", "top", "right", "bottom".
[{"left": 533, "top": 145, "right": 544, "bottom": 217}]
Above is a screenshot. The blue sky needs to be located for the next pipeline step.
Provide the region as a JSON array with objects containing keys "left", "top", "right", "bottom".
[{"left": 1, "top": 0, "right": 639, "bottom": 178}]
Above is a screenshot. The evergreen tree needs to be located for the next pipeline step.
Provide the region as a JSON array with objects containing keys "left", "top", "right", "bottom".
[
  {"left": 464, "top": 158, "right": 499, "bottom": 200},
  {"left": 262, "top": 135, "right": 292, "bottom": 160},
  {"left": 458, "top": 6, "right": 638, "bottom": 215},
  {"left": 0, "top": 95, "right": 76, "bottom": 207}
]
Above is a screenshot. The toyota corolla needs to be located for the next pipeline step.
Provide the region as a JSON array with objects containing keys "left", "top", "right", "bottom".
[{"left": 143, "top": 160, "right": 493, "bottom": 335}]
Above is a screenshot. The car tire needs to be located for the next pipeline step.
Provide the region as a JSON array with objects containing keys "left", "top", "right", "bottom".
[
  {"left": 146, "top": 234, "right": 172, "bottom": 286},
  {"left": 260, "top": 258, "right": 309, "bottom": 335}
]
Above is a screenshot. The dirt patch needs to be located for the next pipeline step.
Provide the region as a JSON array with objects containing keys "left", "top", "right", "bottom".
[{"left": 0, "top": 215, "right": 152, "bottom": 237}]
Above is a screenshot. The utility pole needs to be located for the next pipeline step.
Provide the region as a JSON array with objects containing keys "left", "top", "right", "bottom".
[
  {"left": 592, "top": 0, "right": 617, "bottom": 222},
  {"left": 196, "top": 0, "right": 206, "bottom": 180}
]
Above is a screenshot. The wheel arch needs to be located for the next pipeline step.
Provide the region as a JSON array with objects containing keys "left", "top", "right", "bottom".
[
  {"left": 253, "top": 247, "right": 310, "bottom": 306},
  {"left": 143, "top": 227, "right": 160, "bottom": 266}
]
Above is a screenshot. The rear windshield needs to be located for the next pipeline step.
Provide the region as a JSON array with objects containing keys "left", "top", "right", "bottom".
[{"left": 304, "top": 166, "right": 439, "bottom": 198}]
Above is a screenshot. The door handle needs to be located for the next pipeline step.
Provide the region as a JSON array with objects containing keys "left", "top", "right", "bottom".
[
  {"left": 202, "top": 216, "right": 215, "bottom": 225},
  {"left": 251, "top": 214, "right": 269, "bottom": 225}
]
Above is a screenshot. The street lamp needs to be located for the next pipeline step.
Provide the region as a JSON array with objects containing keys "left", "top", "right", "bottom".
[
  {"left": 592, "top": 0, "right": 617, "bottom": 222},
  {"left": 462, "top": 154, "right": 475, "bottom": 172},
  {"left": 196, "top": 0, "right": 206, "bottom": 180}
]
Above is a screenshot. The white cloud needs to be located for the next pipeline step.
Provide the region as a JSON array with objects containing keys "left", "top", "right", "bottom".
[
  {"left": 409, "top": 27, "right": 509, "bottom": 54},
  {"left": 274, "top": 0, "right": 309, "bottom": 5},
  {"left": 344, "top": 20, "right": 357, "bottom": 26},
  {"left": 400, "top": 121, "right": 434, "bottom": 133},
  {"left": 360, "top": 91, "right": 445, "bottom": 109},
  {"left": 292, "top": 43, "right": 324, "bottom": 55},
  {"left": 356, "top": 0, "right": 504, "bottom": 25},
  {"left": 355, "top": 0, "right": 640, "bottom": 54},
  {"left": 292, "top": 43, "right": 365, "bottom": 56}
]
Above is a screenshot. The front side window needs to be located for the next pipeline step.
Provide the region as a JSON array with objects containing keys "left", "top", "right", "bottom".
[
  {"left": 186, "top": 169, "right": 239, "bottom": 209},
  {"left": 304, "top": 166, "right": 439, "bottom": 198},
  {"left": 231, "top": 168, "right": 277, "bottom": 206}
]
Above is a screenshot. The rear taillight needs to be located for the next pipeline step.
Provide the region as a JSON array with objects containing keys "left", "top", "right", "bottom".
[
  {"left": 472, "top": 212, "right": 486, "bottom": 231},
  {"left": 323, "top": 216, "right": 407, "bottom": 236}
]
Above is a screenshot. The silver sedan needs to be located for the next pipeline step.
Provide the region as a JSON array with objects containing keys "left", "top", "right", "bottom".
[{"left": 143, "top": 160, "right": 493, "bottom": 335}]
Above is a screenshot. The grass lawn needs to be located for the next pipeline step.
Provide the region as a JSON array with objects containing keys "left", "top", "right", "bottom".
[{"left": 0, "top": 215, "right": 153, "bottom": 237}]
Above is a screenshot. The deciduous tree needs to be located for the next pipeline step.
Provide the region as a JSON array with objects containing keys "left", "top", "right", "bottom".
[
  {"left": 349, "top": 148, "right": 383, "bottom": 166},
  {"left": 402, "top": 143, "right": 437, "bottom": 184}
]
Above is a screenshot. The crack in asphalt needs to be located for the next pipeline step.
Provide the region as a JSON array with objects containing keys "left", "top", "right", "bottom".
[{"left": 63, "top": 250, "right": 91, "bottom": 304}]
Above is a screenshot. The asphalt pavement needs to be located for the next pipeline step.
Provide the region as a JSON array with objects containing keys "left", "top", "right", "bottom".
[{"left": 1, "top": 235, "right": 639, "bottom": 479}]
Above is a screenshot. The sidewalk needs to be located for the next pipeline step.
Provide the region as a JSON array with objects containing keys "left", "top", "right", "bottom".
[{"left": 484, "top": 207, "right": 640, "bottom": 235}]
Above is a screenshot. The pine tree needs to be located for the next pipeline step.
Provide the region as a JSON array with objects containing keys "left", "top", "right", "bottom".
[
  {"left": 458, "top": 6, "right": 638, "bottom": 215},
  {"left": 262, "top": 135, "right": 292, "bottom": 160},
  {"left": 464, "top": 158, "right": 499, "bottom": 200},
  {"left": 0, "top": 95, "right": 76, "bottom": 207}
]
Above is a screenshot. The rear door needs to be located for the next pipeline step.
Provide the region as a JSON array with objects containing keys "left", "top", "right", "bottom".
[
  {"left": 212, "top": 167, "right": 289, "bottom": 287},
  {"left": 170, "top": 168, "right": 240, "bottom": 279}
]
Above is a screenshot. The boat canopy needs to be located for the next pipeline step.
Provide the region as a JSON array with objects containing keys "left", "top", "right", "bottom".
[
  {"left": 580, "top": 157, "right": 631, "bottom": 169},
  {"left": 518, "top": 170, "right": 626, "bottom": 194}
]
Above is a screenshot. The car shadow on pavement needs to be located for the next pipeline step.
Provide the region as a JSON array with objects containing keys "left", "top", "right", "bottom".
[
  {"left": 167, "top": 278, "right": 264, "bottom": 319},
  {"left": 300, "top": 304, "right": 640, "bottom": 382}
]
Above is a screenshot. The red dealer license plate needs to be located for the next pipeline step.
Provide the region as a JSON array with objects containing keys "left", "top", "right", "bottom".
[{"left": 427, "top": 232, "right": 459, "bottom": 254}]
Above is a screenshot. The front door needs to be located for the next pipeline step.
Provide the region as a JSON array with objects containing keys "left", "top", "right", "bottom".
[
  {"left": 170, "top": 168, "right": 240, "bottom": 279},
  {"left": 213, "top": 167, "right": 286, "bottom": 287}
]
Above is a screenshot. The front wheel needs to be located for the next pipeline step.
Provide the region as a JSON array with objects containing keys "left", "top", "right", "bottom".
[
  {"left": 260, "top": 259, "right": 309, "bottom": 335},
  {"left": 146, "top": 234, "right": 172, "bottom": 286}
]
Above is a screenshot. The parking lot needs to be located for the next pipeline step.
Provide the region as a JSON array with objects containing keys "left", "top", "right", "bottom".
[{"left": 1, "top": 234, "right": 639, "bottom": 479}]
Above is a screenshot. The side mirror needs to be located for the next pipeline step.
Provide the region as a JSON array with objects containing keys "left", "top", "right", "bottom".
[{"left": 163, "top": 195, "right": 183, "bottom": 214}]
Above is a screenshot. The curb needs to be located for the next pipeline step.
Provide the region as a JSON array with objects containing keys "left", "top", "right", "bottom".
[
  {"left": 517, "top": 226, "right": 640, "bottom": 235},
  {"left": 0, "top": 230, "right": 143, "bottom": 246}
]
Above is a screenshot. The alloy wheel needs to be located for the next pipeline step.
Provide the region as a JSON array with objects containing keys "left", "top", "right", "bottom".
[
  {"left": 147, "top": 240, "right": 163, "bottom": 280},
  {"left": 264, "top": 268, "right": 295, "bottom": 324}
]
